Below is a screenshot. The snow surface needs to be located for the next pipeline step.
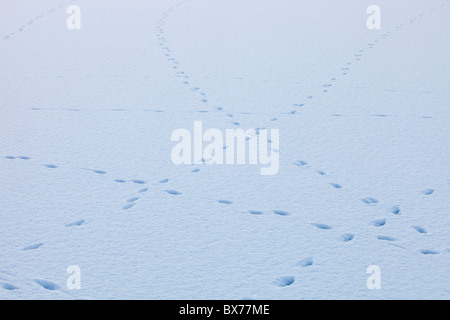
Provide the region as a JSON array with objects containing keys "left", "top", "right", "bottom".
[{"left": 1, "top": 0, "right": 449, "bottom": 299}]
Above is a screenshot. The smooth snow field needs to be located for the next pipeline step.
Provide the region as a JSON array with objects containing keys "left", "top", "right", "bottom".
[{"left": 1, "top": 0, "right": 449, "bottom": 300}]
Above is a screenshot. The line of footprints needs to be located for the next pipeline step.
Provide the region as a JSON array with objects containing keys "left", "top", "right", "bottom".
[
  {"left": 154, "top": 0, "right": 450, "bottom": 290},
  {"left": 2, "top": 0, "right": 77, "bottom": 41},
  {"left": 2, "top": 0, "right": 449, "bottom": 293}
]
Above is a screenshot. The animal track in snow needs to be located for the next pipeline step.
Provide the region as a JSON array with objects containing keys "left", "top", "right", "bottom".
[
  {"left": 339, "top": 234, "right": 354, "bottom": 242},
  {"left": 297, "top": 258, "right": 313, "bottom": 267},
  {"left": 377, "top": 235, "right": 396, "bottom": 241},
  {"left": 361, "top": 198, "right": 379, "bottom": 205},
  {"left": 23, "top": 243, "right": 44, "bottom": 251},
  {"left": 422, "top": 189, "right": 434, "bottom": 195},
  {"left": 65, "top": 220, "right": 85, "bottom": 227},
  {"left": 131, "top": 180, "right": 146, "bottom": 184},
  {"left": 217, "top": 200, "right": 233, "bottom": 204},
  {"left": 371, "top": 219, "right": 386, "bottom": 227},
  {"left": 293, "top": 160, "right": 308, "bottom": 167},
  {"left": 273, "top": 210, "right": 290, "bottom": 216},
  {"left": 391, "top": 205, "right": 401, "bottom": 215},
  {"left": 165, "top": 190, "right": 182, "bottom": 195},
  {"left": 312, "top": 223, "right": 332, "bottom": 230},
  {"left": 0, "top": 282, "right": 19, "bottom": 290},
  {"left": 412, "top": 226, "right": 427, "bottom": 234},
  {"left": 420, "top": 249, "right": 439, "bottom": 255},
  {"left": 273, "top": 276, "right": 295, "bottom": 287},
  {"left": 92, "top": 170, "right": 107, "bottom": 174},
  {"left": 122, "top": 203, "right": 136, "bottom": 210},
  {"left": 34, "top": 279, "right": 59, "bottom": 291},
  {"left": 248, "top": 210, "right": 264, "bottom": 215},
  {"left": 5, "top": 155, "right": 30, "bottom": 160}
]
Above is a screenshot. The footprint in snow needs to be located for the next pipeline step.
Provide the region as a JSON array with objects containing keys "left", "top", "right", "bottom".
[
  {"left": 391, "top": 205, "right": 401, "bottom": 215},
  {"left": 420, "top": 249, "right": 439, "bottom": 255},
  {"left": 412, "top": 226, "right": 427, "bottom": 234},
  {"left": 312, "top": 223, "right": 332, "bottom": 230},
  {"left": 248, "top": 210, "right": 264, "bottom": 215},
  {"left": 122, "top": 203, "right": 135, "bottom": 210},
  {"left": 273, "top": 210, "right": 290, "bottom": 216},
  {"left": 293, "top": 160, "right": 308, "bottom": 167},
  {"left": 377, "top": 235, "right": 396, "bottom": 241},
  {"left": 23, "top": 243, "right": 44, "bottom": 251},
  {"left": 361, "top": 198, "right": 379, "bottom": 205},
  {"left": 217, "top": 200, "right": 233, "bottom": 204},
  {"left": 34, "top": 279, "right": 59, "bottom": 291},
  {"left": 422, "top": 189, "right": 434, "bottom": 195},
  {"left": 165, "top": 190, "right": 181, "bottom": 195},
  {"left": 65, "top": 220, "right": 85, "bottom": 227},
  {"left": 339, "top": 234, "right": 354, "bottom": 242},
  {"left": 298, "top": 258, "right": 313, "bottom": 267},
  {"left": 0, "top": 282, "right": 19, "bottom": 291},
  {"left": 371, "top": 219, "right": 386, "bottom": 227},
  {"left": 273, "top": 276, "right": 295, "bottom": 287},
  {"left": 92, "top": 170, "right": 107, "bottom": 174}
]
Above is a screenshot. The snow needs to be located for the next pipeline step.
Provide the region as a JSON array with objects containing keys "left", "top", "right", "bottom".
[{"left": 1, "top": 0, "right": 449, "bottom": 299}]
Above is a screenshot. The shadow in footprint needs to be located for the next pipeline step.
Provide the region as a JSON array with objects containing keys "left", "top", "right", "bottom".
[
  {"left": 377, "top": 235, "right": 396, "bottom": 241},
  {"left": 248, "top": 210, "right": 264, "bottom": 215},
  {"left": 391, "top": 206, "right": 401, "bottom": 215},
  {"left": 273, "top": 276, "right": 295, "bottom": 287},
  {"left": 371, "top": 219, "right": 386, "bottom": 227},
  {"left": 422, "top": 189, "right": 434, "bottom": 195},
  {"left": 34, "top": 279, "right": 59, "bottom": 290},
  {"left": 298, "top": 258, "right": 313, "bottom": 267},
  {"left": 339, "top": 234, "right": 354, "bottom": 242},
  {"left": 361, "top": 198, "right": 379, "bottom": 205},
  {"left": 217, "top": 200, "right": 233, "bottom": 204},
  {"left": 65, "top": 220, "right": 85, "bottom": 227},
  {"left": 122, "top": 203, "right": 135, "bottom": 210},
  {"left": 420, "top": 249, "right": 439, "bottom": 255},
  {"left": 312, "top": 223, "right": 332, "bottom": 230},
  {"left": 273, "top": 210, "right": 290, "bottom": 216},
  {"left": 23, "top": 243, "right": 43, "bottom": 251},
  {"left": 412, "top": 226, "right": 427, "bottom": 234},
  {"left": 0, "top": 282, "right": 19, "bottom": 291},
  {"left": 165, "top": 190, "right": 181, "bottom": 195}
]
